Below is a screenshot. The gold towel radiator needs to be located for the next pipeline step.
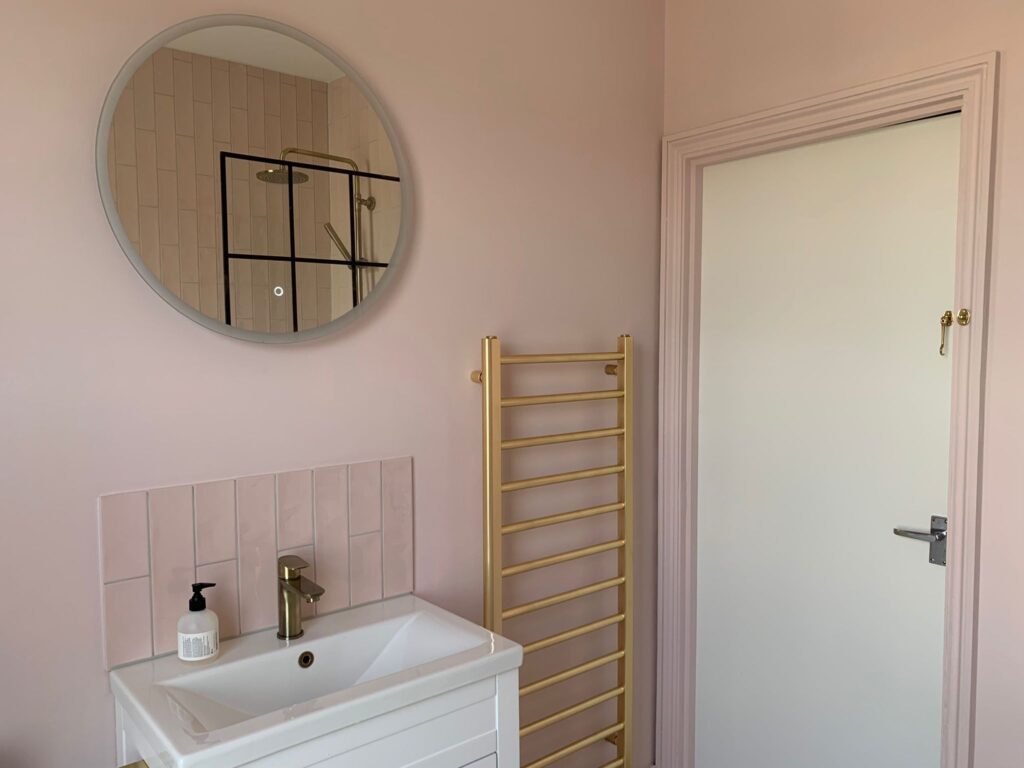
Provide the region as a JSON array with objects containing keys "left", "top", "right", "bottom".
[{"left": 472, "top": 335, "right": 634, "bottom": 768}]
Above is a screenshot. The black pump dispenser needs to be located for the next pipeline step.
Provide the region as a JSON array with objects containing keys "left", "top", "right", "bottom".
[{"left": 189, "top": 582, "right": 216, "bottom": 612}]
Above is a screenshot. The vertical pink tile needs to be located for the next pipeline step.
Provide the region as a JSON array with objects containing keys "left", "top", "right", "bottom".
[
  {"left": 179, "top": 210, "right": 199, "bottom": 283},
  {"left": 148, "top": 485, "right": 195, "bottom": 656},
  {"left": 265, "top": 114, "right": 281, "bottom": 158},
  {"left": 237, "top": 474, "right": 277, "bottom": 633},
  {"left": 160, "top": 245, "right": 181, "bottom": 296},
  {"left": 212, "top": 66, "right": 230, "bottom": 142},
  {"left": 231, "top": 180, "right": 251, "bottom": 250},
  {"left": 181, "top": 282, "right": 200, "bottom": 311},
  {"left": 135, "top": 129, "right": 158, "bottom": 207},
  {"left": 133, "top": 57, "right": 155, "bottom": 130},
  {"left": 113, "top": 88, "right": 136, "bottom": 165},
  {"left": 296, "top": 120, "right": 313, "bottom": 155},
  {"left": 312, "top": 88, "right": 328, "bottom": 152},
  {"left": 296, "top": 262, "right": 317, "bottom": 322},
  {"left": 114, "top": 165, "right": 139, "bottom": 242},
  {"left": 196, "top": 173, "right": 216, "bottom": 247},
  {"left": 277, "top": 470, "right": 313, "bottom": 550},
  {"left": 195, "top": 480, "right": 235, "bottom": 565},
  {"left": 382, "top": 457, "right": 414, "bottom": 597},
  {"left": 229, "top": 108, "right": 249, "bottom": 173},
  {"left": 295, "top": 77, "right": 312, "bottom": 121},
  {"left": 196, "top": 560, "right": 240, "bottom": 640},
  {"left": 199, "top": 247, "right": 219, "bottom": 317},
  {"left": 194, "top": 102, "right": 214, "bottom": 177},
  {"left": 99, "top": 491, "right": 149, "bottom": 583},
  {"left": 192, "top": 54, "right": 212, "bottom": 103},
  {"left": 349, "top": 461, "right": 381, "bottom": 535},
  {"left": 247, "top": 75, "right": 265, "bottom": 149},
  {"left": 229, "top": 62, "right": 248, "bottom": 109},
  {"left": 313, "top": 465, "right": 349, "bottom": 613},
  {"left": 139, "top": 206, "right": 160, "bottom": 278},
  {"left": 157, "top": 169, "right": 178, "bottom": 243},
  {"left": 153, "top": 48, "right": 174, "bottom": 95},
  {"left": 176, "top": 134, "right": 197, "bottom": 210},
  {"left": 279, "top": 544, "right": 316, "bottom": 618},
  {"left": 154, "top": 94, "right": 176, "bottom": 170},
  {"left": 280, "top": 82, "right": 297, "bottom": 148},
  {"left": 350, "top": 533, "right": 383, "bottom": 606},
  {"left": 103, "top": 577, "right": 152, "bottom": 669},
  {"left": 264, "top": 70, "right": 280, "bottom": 115},
  {"left": 296, "top": 184, "right": 315, "bottom": 257},
  {"left": 172, "top": 58, "right": 194, "bottom": 135}
]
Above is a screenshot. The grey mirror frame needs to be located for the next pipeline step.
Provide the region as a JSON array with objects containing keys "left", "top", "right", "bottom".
[{"left": 96, "top": 14, "right": 412, "bottom": 343}]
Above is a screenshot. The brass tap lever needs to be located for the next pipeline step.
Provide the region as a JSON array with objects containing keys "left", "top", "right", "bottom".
[{"left": 277, "top": 555, "right": 325, "bottom": 640}]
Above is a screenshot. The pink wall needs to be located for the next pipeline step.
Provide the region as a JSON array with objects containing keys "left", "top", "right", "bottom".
[
  {"left": 0, "top": 2, "right": 664, "bottom": 766},
  {"left": 664, "top": 1, "right": 1024, "bottom": 764}
]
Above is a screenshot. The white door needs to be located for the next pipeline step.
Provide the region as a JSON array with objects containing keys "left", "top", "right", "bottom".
[{"left": 695, "top": 114, "right": 961, "bottom": 768}]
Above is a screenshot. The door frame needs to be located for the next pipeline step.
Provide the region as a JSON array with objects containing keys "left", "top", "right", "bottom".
[{"left": 656, "top": 53, "right": 998, "bottom": 768}]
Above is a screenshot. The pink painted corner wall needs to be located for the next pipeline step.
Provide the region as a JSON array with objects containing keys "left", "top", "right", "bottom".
[
  {"left": 99, "top": 457, "right": 413, "bottom": 668},
  {"left": 663, "top": 1, "right": 1024, "bottom": 764},
  {"left": 0, "top": 1, "right": 664, "bottom": 766}
]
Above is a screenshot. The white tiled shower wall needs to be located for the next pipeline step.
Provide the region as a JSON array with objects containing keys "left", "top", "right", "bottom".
[{"left": 107, "top": 46, "right": 335, "bottom": 330}]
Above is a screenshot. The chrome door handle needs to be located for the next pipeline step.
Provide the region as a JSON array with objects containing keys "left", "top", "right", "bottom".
[
  {"left": 893, "top": 528, "right": 945, "bottom": 543},
  {"left": 893, "top": 515, "right": 947, "bottom": 566}
]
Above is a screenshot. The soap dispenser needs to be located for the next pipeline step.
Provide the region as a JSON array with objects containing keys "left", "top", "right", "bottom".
[{"left": 177, "top": 582, "right": 220, "bottom": 662}]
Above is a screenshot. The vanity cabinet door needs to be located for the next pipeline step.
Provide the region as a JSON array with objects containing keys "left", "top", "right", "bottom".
[{"left": 461, "top": 756, "right": 497, "bottom": 768}]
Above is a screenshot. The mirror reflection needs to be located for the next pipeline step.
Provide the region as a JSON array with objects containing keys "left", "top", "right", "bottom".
[{"left": 104, "top": 25, "right": 403, "bottom": 335}]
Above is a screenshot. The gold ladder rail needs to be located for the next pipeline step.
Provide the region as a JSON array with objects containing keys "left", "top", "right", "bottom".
[{"left": 473, "top": 335, "right": 634, "bottom": 768}]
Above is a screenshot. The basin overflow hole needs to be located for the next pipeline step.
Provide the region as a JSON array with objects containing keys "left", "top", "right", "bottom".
[{"left": 298, "top": 651, "right": 315, "bottom": 669}]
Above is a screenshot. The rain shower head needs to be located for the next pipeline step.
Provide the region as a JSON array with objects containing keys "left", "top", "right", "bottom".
[{"left": 256, "top": 166, "right": 310, "bottom": 184}]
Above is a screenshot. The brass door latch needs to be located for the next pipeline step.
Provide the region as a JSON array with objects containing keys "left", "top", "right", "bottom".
[
  {"left": 939, "top": 308, "right": 971, "bottom": 356},
  {"left": 939, "top": 310, "right": 953, "bottom": 355}
]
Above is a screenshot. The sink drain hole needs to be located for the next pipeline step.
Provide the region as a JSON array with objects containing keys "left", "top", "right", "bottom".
[{"left": 298, "top": 650, "right": 315, "bottom": 669}]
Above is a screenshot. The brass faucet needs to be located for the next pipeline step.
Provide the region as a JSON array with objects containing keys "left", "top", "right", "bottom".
[{"left": 277, "top": 555, "right": 325, "bottom": 639}]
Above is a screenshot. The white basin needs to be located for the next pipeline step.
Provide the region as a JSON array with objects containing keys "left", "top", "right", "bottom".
[{"left": 111, "top": 595, "right": 522, "bottom": 767}]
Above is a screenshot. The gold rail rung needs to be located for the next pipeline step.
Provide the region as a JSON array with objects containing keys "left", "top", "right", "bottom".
[
  {"left": 501, "top": 389, "right": 624, "bottom": 407},
  {"left": 503, "top": 576, "right": 625, "bottom": 619},
  {"left": 521, "top": 722, "right": 625, "bottom": 768},
  {"left": 523, "top": 613, "right": 625, "bottom": 655},
  {"left": 502, "top": 539, "right": 624, "bottom": 577},
  {"left": 501, "top": 426, "right": 624, "bottom": 450},
  {"left": 501, "top": 352, "right": 624, "bottom": 364},
  {"left": 599, "top": 760, "right": 625, "bottom": 768},
  {"left": 520, "top": 686, "right": 624, "bottom": 737},
  {"left": 502, "top": 502, "right": 625, "bottom": 535},
  {"left": 501, "top": 464, "right": 623, "bottom": 492},
  {"left": 519, "top": 650, "right": 625, "bottom": 697}
]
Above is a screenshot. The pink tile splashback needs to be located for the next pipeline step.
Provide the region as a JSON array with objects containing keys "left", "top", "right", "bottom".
[
  {"left": 148, "top": 485, "right": 195, "bottom": 655},
  {"left": 312, "top": 465, "right": 349, "bottom": 614},
  {"left": 99, "top": 491, "right": 149, "bottom": 583},
  {"left": 98, "top": 457, "right": 413, "bottom": 669},
  {"left": 277, "top": 470, "right": 313, "bottom": 550},
  {"left": 236, "top": 474, "right": 277, "bottom": 635},
  {"left": 194, "top": 479, "right": 236, "bottom": 565},
  {"left": 348, "top": 460, "right": 382, "bottom": 535}
]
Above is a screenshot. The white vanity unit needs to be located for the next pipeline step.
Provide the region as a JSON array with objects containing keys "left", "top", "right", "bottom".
[{"left": 111, "top": 596, "right": 522, "bottom": 768}]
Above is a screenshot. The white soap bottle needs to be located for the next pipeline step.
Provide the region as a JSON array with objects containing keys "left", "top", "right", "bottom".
[{"left": 177, "top": 582, "right": 220, "bottom": 662}]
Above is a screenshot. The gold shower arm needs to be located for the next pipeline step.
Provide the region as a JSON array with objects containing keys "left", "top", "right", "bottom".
[{"left": 279, "top": 147, "right": 360, "bottom": 172}]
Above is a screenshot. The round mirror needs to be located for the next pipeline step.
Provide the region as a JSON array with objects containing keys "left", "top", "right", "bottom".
[{"left": 97, "top": 16, "right": 409, "bottom": 341}]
